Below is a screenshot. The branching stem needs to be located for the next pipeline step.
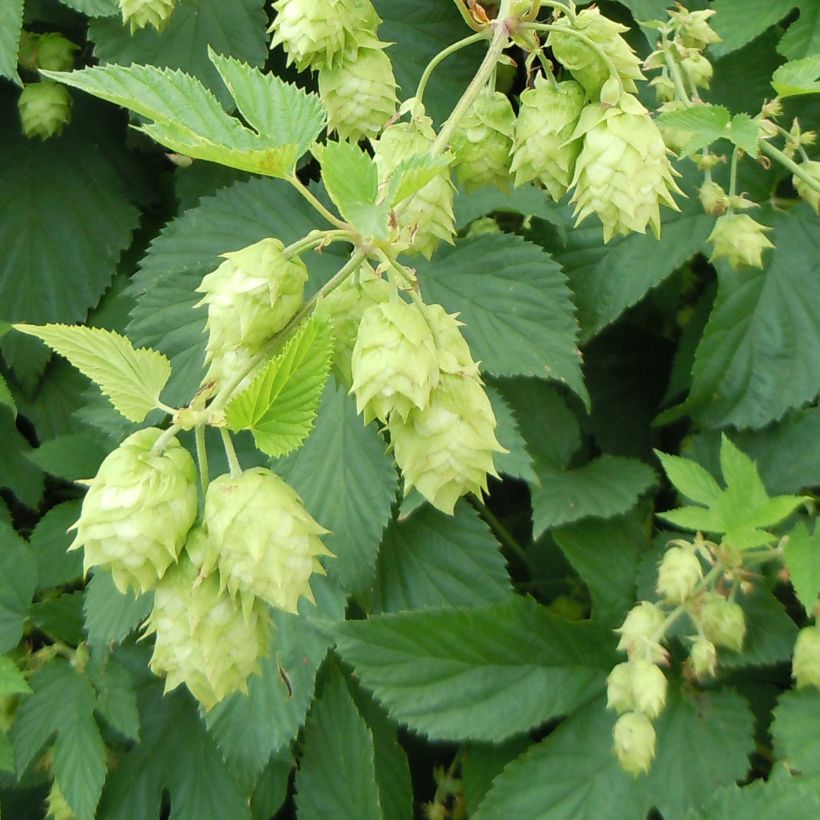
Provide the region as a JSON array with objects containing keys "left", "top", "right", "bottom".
[
  {"left": 416, "top": 33, "right": 488, "bottom": 106},
  {"left": 762, "top": 140, "right": 820, "bottom": 194},
  {"left": 289, "top": 176, "right": 350, "bottom": 230}
]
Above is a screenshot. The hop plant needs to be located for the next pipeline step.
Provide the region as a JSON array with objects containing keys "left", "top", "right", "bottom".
[
  {"left": 656, "top": 100, "right": 695, "bottom": 155},
  {"left": 351, "top": 300, "right": 440, "bottom": 423},
  {"left": 568, "top": 95, "right": 682, "bottom": 242},
  {"left": 656, "top": 546, "right": 702, "bottom": 603},
  {"left": 389, "top": 373, "right": 503, "bottom": 514},
  {"left": 418, "top": 303, "right": 479, "bottom": 378},
  {"left": 46, "top": 781, "right": 75, "bottom": 820},
  {"left": 318, "top": 45, "right": 398, "bottom": 142},
  {"left": 794, "top": 161, "right": 820, "bottom": 215},
  {"left": 792, "top": 626, "right": 820, "bottom": 689},
  {"left": 707, "top": 213, "right": 774, "bottom": 269},
  {"left": 143, "top": 553, "right": 271, "bottom": 710},
  {"left": 450, "top": 88, "right": 516, "bottom": 192},
  {"left": 670, "top": 7, "right": 722, "bottom": 50},
  {"left": 374, "top": 121, "right": 456, "bottom": 258},
  {"left": 269, "top": 0, "right": 380, "bottom": 71},
  {"left": 698, "top": 594, "right": 746, "bottom": 652},
  {"left": 547, "top": 7, "right": 645, "bottom": 98},
  {"left": 607, "top": 659, "right": 667, "bottom": 719},
  {"left": 323, "top": 263, "right": 390, "bottom": 385},
  {"left": 119, "top": 0, "right": 176, "bottom": 34},
  {"left": 203, "top": 468, "right": 331, "bottom": 613},
  {"left": 699, "top": 180, "right": 730, "bottom": 216},
  {"left": 689, "top": 635, "right": 717, "bottom": 679},
  {"left": 510, "top": 76, "right": 585, "bottom": 201},
  {"left": 616, "top": 601, "right": 667, "bottom": 663},
  {"left": 681, "top": 52, "right": 713, "bottom": 91},
  {"left": 612, "top": 712, "right": 656, "bottom": 776},
  {"left": 18, "top": 81, "right": 72, "bottom": 140},
  {"left": 196, "top": 238, "right": 308, "bottom": 386},
  {"left": 69, "top": 427, "right": 197, "bottom": 595},
  {"left": 35, "top": 34, "right": 77, "bottom": 72}
]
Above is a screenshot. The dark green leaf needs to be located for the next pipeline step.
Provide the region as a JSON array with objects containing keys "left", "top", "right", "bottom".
[
  {"left": 772, "top": 688, "right": 820, "bottom": 775},
  {"left": 689, "top": 779, "right": 820, "bottom": 819},
  {"left": 0, "top": 522, "right": 38, "bottom": 652},
  {"left": 26, "top": 433, "right": 108, "bottom": 483},
  {"left": 89, "top": 658, "right": 140, "bottom": 741},
  {"left": 486, "top": 386, "right": 537, "bottom": 483},
  {"left": 778, "top": 3, "right": 820, "bottom": 60},
  {"left": 28, "top": 501, "right": 83, "bottom": 592},
  {"left": 710, "top": 0, "right": 795, "bottom": 56},
  {"left": 462, "top": 736, "right": 531, "bottom": 816},
  {"left": 83, "top": 571, "right": 153, "bottom": 648},
  {"left": 0, "top": 0, "right": 22, "bottom": 84},
  {"left": 30, "top": 592, "right": 85, "bottom": 646}
]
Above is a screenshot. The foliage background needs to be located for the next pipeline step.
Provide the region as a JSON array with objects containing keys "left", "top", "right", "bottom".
[{"left": 0, "top": 0, "right": 819, "bottom": 818}]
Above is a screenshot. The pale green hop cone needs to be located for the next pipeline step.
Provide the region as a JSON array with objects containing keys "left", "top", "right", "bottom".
[
  {"left": 374, "top": 121, "right": 456, "bottom": 258},
  {"left": 119, "top": 0, "right": 176, "bottom": 34},
  {"left": 450, "top": 88, "right": 516, "bottom": 192},
  {"left": 324, "top": 263, "right": 390, "bottom": 385},
  {"left": 18, "top": 81, "right": 71, "bottom": 140},
  {"left": 568, "top": 95, "right": 682, "bottom": 242},
  {"left": 351, "top": 300, "right": 440, "bottom": 423},
  {"left": 388, "top": 373, "right": 504, "bottom": 515},
  {"left": 143, "top": 554, "right": 271, "bottom": 710},
  {"left": 68, "top": 427, "right": 197, "bottom": 595},
  {"left": 196, "top": 238, "right": 308, "bottom": 385},
  {"left": 319, "top": 45, "right": 398, "bottom": 142},
  {"left": 793, "top": 160, "right": 820, "bottom": 215},
  {"left": 203, "top": 468, "right": 331, "bottom": 613},
  {"left": 511, "top": 76, "right": 585, "bottom": 200},
  {"left": 418, "top": 302, "right": 479, "bottom": 378},
  {"left": 36, "top": 34, "right": 78, "bottom": 72},
  {"left": 707, "top": 213, "right": 774, "bottom": 269},
  {"left": 547, "top": 7, "right": 645, "bottom": 99},
  {"left": 613, "top": 712, "right": 656, "bottom": 775},
  {"left": 270, "top": 0, "right": 381, "bottom": 72}
]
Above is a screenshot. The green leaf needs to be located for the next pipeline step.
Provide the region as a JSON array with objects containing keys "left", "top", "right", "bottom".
[
  {"left": 656, "top": 451, "right": 724, "bottom": 506},
  {"left": 295, "top": 671, "right": 382, "bottom": 820},
  {"left": 0, "top": 408, "right": 44, "bottom": 509},
  {"left": 372, "top": 505, "right": 511, "bottom": 613},
  {"left": 686, "top": 207, "right": 820, "bottom": 429},
  {"left": 208, "top": 48, "right": 325, "bottom": 153},
  {"left": 773, "top": 688, "right": 820, "bottom": 775},
  {"left": 475, "top": 688, "right": 754, "bottom": 820},
  {"left": 486, "top": 386, "right": 537, "bottom": 483},
  {"left": 772, "top": 54, "right": 820, "bottom": 96},
  {"left": 57, "top": 0, "right": 118, "bottom": 15},
  {"left": 88, "top": 0, "right": 267, "bottom": 106},
  {"left": 656, "top": 104, "right": 732, "bottom": 156},
  {"left": 0, "top": 373, "right": 15, "bottom": 417},
  {"left": 275, "top": 381, "right": 398, "bottom": 594},
  {"left": 778, "top": 2, "right": 820, "bottom": 60},
  {"left": 83, "top": 571, "right": 153, "bottom": 648},
  {"left": 11, "top": 660, "right": 106, "bottom": 820},
  {"left": 727, "top": 113, "right": 760, "bottom": 155},
  {"left": 89, "top": 658, "right": 140, "bottom": 742},
  {"left": 0, "top": 0, "right": 22, "bottom": 85},
  {"left": 690, "top": 779, "right": 820, "bottom": 820},
  {"left": 31, "top": 592, "right": 85, "bottom": 646},
  {"left": 462, "top": 737, "right": 531, "bottom": 816},
  {"left": 14, "top": 324, "right": 171, "bottom": 423},
  {"left": 785, "top": 521, "right": 820, "bottom": 613},
  {"left": 225, "top": 313, "right": 333, "bottom": 458},
  {"left": 388, "top": 154, "right": 453, "bottom": 208},
  {"left": 26, "top": 432, "right": 109, "bottom": 483},
  {"left": 99, "top": 685, "right": 250, "bottom": 820},
  {"left": 0, "top": 655, "right": 30, "bottom": 696},
  {"left": 710, "top": 0, "right": 795, "bottom": 56},
  {"left": 336, "top": 596, "right": 615, "bottom": 742},
  {"left": 0, "top": 522, "right": 38, "bottom": 653},
  {"left": 417, "top": 234, "right": 587, "bottom": 405},
  {"left": 531, "top": 457, "right": 656, "bottom": 536},
  {"left": 250, "top": 753, "right": 293, "bottom": 820},
  {"left": 206, "top": 579, "right": 343, "bottom": 778}
]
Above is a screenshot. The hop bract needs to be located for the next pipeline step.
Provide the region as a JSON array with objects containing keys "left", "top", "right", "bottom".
[
  {"left": 616, "top": 601, "right": 666, "bottom": 662},
  {"left": 698, "top": 594, "right": 746, "bottom": 652},
  {"left": 374, "top": 122, "right": 456, "bottom": 258},
  {"left": 418, "top": 303, "right": 479, "bottom": 378},
  {"left": 707, "top": 213, "right": 774, "bottom": 269},
  {"left": 547, "top": 7, "right": 645, "bottom": 98},
  {"left": 69, "top": 427, "right": 197, "bottom": 595},
  {"left": 35, "top": 33, "right": 77, "bottom": 72},
  {"left": 351, "top": 301, "right": 440, "bottom": 423},
  {"left": 270, "top": 0, "right": 380, "bottom": 71},
  {"left": 203, "top": 468, "right": 331, "bottom": 613},
  {"left": 389, "top": 373, "right": 503, "bottom": 515},
  {"left": 450, "top": 88, "right": 515, "bottom": 192},
  {"left": 792, "top": 626, "right": 820, "bottom": 689},
  {"left": 613, "top": 712, "right": 656, "bottom": 776},
  {"left": 569, "top": 95, "right": 682, "bottom": 242},
  {"left": 656, "top": 546, "right": 702, "bottom": 603},
  {"left": 18, "top": 82, "right": 71, "bottom": 140},
  {"left": 511, "top": 76, "right": 585, "bottom": 201},
  {"left": 319, "top": 46, "right": 397, "bottom": 142},
  {"left": 689, "top": 635, "right": 717, "bottom": 679},
  {"left": 196, "top": 238, "right": 307, "bottom": 385},
  {"left": 794, "top": 160, "right": 820, "bottom": 215},
  {"left": 119, "top": 0, "right": 176, "bottom": 34},
  {"left": 143, "top": 554, "right": 271, "bottom": 710}
]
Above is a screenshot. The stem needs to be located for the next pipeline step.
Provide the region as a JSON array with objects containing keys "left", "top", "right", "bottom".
[
  {"left": 220, "top": 428, "right": 242, "bottom": 478},
  {"left": 283, "top": 229, "right": 352, "bottom": 258},
  {"left": 651, "top": 564, "right": 724, "bottom": 643},
  {"left": 194, "top": 425, "right": 209, "bottom": 495},
  {"left": 416, "top": 33, "right": 487, "bottom": 106},
  {"left": 152, "top": 423, "right": 183, "bottom": 454},
  {"left": 470, "top": 496, "right": 529, "bottom": 563},
  {"left": 728, "top": 146, "right": 740, "bottom": 201},
  {"left": 289, "top": 176, "right": 349, "bottom": 230},
  {"left": 451, "top": 0, "right": 484, "bottom": 32},
  {"left": 762, "top": 140, "right": 820, "bottom": 194},
  {"left": 661, "top": 45, "right": 691, "bottom": 105}
]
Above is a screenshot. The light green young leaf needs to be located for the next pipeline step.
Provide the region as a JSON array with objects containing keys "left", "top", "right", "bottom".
[
  {"left": 727, "top": 113, "right": 760, "bottom": 155},
  {"left": 336, "top": 596, "right": 615, "bottom": 742},
  {"left": 0, "top": 373, "right": 15, "bottom": 417},
  {"left": 14, "top": 324, "right": 171, "bottom": 423},
  {"left": 655, "top": 451, "right": 723, "bottom": 506},
  {"left": 295, "top": 671, "right": 382, "bottom": 820},
  {"left": 388, "top": 153, "right": 453, "bottom": 207},
  {"left": 313, "top": 141, "right": 380, "bottom": 226},
  {"left": 208, "top": 48, "right": 325, "bottom": 151},
  {"left": 772, "top": 688, "right": 820, "bottom": 775},
  {"left": 225, "top": 312, "right": 333, "bottom": 458},
  {"left": 656, "top": 105, "right": 732, "bottom": 157},
  {"left": 784, "top": 521, "right": 820, "bottom": 613},
  {"left": 0, "top": 655, "right": 30, "bottom": 696},
  {"left": 777, "top": 2, "right": 820, "bottom": 60},
  {"left": 0, "top": 0, "right": 23, "bottom": 85},
  {"left": 772, "top": 55, "right": 820, "bottom": 96}
]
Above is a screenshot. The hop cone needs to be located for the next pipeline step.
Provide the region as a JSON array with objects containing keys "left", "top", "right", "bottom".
[
  {"left": 613, "top": 712, "right": 656, "bottom": 775},
  {"left": 418, "top": 303, "right": 479, "bottom": 378},
  {"left": 450, "top": 88, "right": 516, "bottom": 192},
  {"left": 319, "top": 45, "right": 397, "bottom": 142},
  {"left": 196, "top": 238, "right": 307, "bottom": 385},
  {"left": 793, "top": 160, "right": 820, "bottom": 215},
  {"left": 119, "top": 0, "right": 176, "bottom": 34},
  {"left": 324, "top": 263, "right": 390, "bottom": 385},
  {"left": 374, "top": 122, "right": 456, "bottom": 258},
  {"left": 389, "top": 374, "right": 503, "bottom": 514},
  {"left": 36, "top": 34, "right": 77, "bottom": 72},
  {"left": 270, "top": 0, "right": 380, "bottom": 72},
  {"left": 69, "top": 427, "right": 197, "bottom": 595},
  {"left": 511, "top": 76, "right": 585, "bottom": 200},
  {"left": 547, "top": 7, "right": 645, "bottom": 98},
  {"left": 46, "top": 781, "right": 75, "bottom": 820},
  {"left": 707, "top": 213, "right": 773, "bottom": 269},
  {"left": 143, "top": 553, "right": 271, "bottom": 710},
  {"left": 18, "top": 82, "right": 71, "bottom": 140},
  {"left": 568, "top": 95, "right": 682, "bottom": 241},
  {"left": 203, "top": 468, "right": 331, "bottom": 613},
  {"left": 351, "top": 301, "right": 439, "bottom": 423}
]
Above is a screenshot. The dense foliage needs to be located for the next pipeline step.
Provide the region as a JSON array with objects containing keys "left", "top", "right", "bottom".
[{"left": 1, "top": 0, "right": 819, "bottom": 818}]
